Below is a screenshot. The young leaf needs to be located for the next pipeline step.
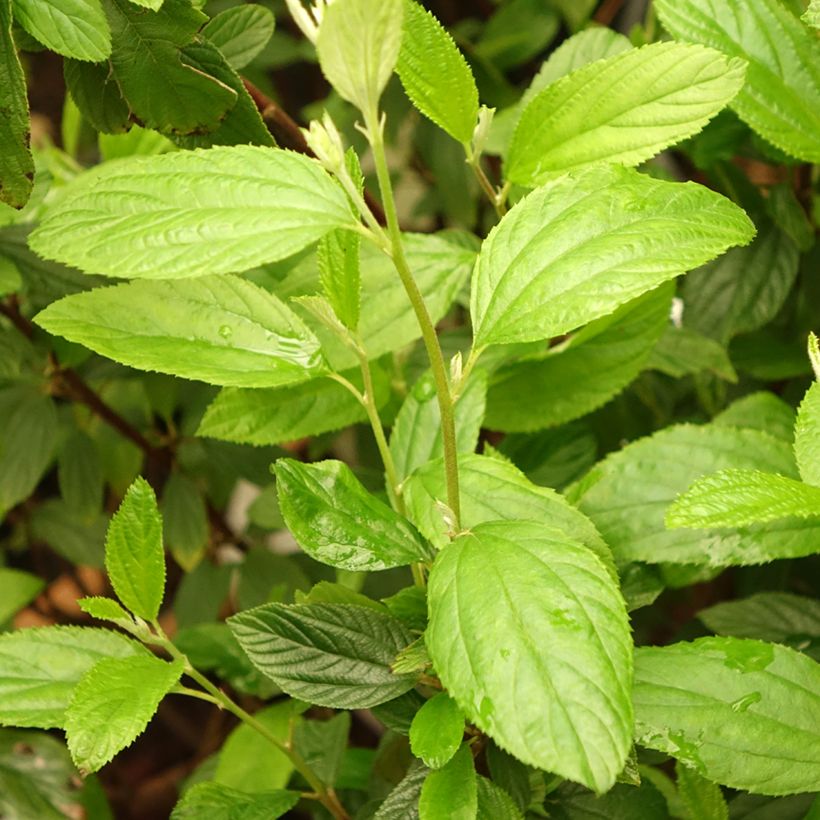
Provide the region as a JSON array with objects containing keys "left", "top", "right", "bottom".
[
  {"left": 105, "top": 477, "right": 165, "bottom": 622},
  {"left": 274, "top": 458, "right": 433, "bottom": 571},
  {"left": 317, "top": 228, "right": 361, "bottom": 331},
  {"left": 316, "top": 0, "right": 403, "bottom": 113},
  {"left": 229, "top": 602, "right": 418, "bottom": 708},
  {"left": 805, "top": 0, "right": 820, "bottom": 29},
  {"left": 471, "top": 165, "right": 754, "bottom": 347},
  {"left": 676, "top": 762, "right": 729, "bottom": 820},
  {"left": 0, "top": 0, "right": 33, "bottom": 208},
  {"left": 426, "top": 520, "right": 633, "bottom": 794},
  {"left": 667, "top": 469, "right": 820, "bottom": 529},
  {"left": 11, "top": 0, "right": 110, "bottom": 62},
  {"left": 485, "top": 283, "right": 673, "bottom": 432},
  {"left": 77, "top": 597, "right": 133, "bottom": 626},
  {"left": 390, "top": 369, "right": 487, "bottom": 482},
  {"left": 0, "top": 627, "right": 146, "bottom": 728},
  {"left": 655, "top": 0, "right": 820, "bottom": 162},
  {"left": 171, "top": 783, "right": 300, "bottom": 820},
  {"left": 507, "top": 42, "right": 746, "bottom": 186},
  {"left": 633, "top": 637, "right": 820, "bottom": 795},
  {"left": 29, "top": 146, "right": 354, "bottom": 279},
  {"left": 575, "top": 424, "right": 808, "bottom": 566},
  {"left": 161, "top": 473, "right": 209, "bottom": 572},
  {"left": 796, "top": 382, "right": 820, "bottom": 487},
  {"left": 34, "top": 275, "right": 327, "bottom": 388},
  {"left": 65, "top": 655, "right": 183, "bottom": 772},
  {"left": 404, "top": 453, "right": 615, "bottom": 577},
  {"left": 418, "top": 745, "right": 477, "bottom": 820},
  {"left": 410, "top": 693, "right": 464, "bottom": 770},
  {"left": 397, "top": 1, "right": 479, "bottom": 144},
  {"left": 201, "top": 5, "right": 275, "bottom": 71}
]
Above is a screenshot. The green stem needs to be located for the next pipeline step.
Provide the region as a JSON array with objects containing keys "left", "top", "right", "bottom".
[
  {"left": 466, "top": 151, "right": 507, "bottom": 219},
  {"left": 365, "top": 107, "right": 461, "bottom": 526}
]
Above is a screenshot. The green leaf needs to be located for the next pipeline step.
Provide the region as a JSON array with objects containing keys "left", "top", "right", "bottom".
[
  {"left": 633, "top": 637, "right": 820, "bottom": 795},
  {"left": 713, "top": 392, "right": 795, "bottom": 442},
  {"left": 35, "top": 275, "right": 327, "bottom": 388},
  {"left": 29, "top": 500, "right": 107, "bottom": 567},
  {"left": 293, "top": 712, "right": 350, "bottom": 786},
  {"left": 29, "top": 146, "right": 354, "bottom": 280},
  {"left": 65, "top": 655, "right": 183, "bottom": 772},
  {"left": 198, "top": 366, "right": 388, "bottom": 445},
  {"left": 676, "top": 762, "right": 729, "bottom": 820},
  {"left": 375, "top": 761, "right": 429, "bottom": 819},
  {"left": 647, "top": 326, "right": 737, "bottom": 381},
  {"left": 575, "top": 423, "right": 808, "bottom": 566},
  {"left": 426, "top": 520, "right": 633, "bottom": 793},
  {"left": 805, "top": 0, "right": 820, "bottom": 29},
  {"left": 476, "top": 776, "right": 523, "bottom": 820},
  {"left": 105, "top": 477, "right": 165, "bottom": 621},
  {"left": 796, "top": 382, "right": 820, "bottom": 488},
  {"left": 485, "top": 283, "right": 673, "bottom": 432},
  {"left": 58, "top": 431, "right": 103, "bottom": 520},
  {"left": 202, "top": 5, "right": 275, "bottom": 70},
  {"left": 229, "top": 602, "right": 417, "bottom": 708},
  {"left": 63, "top": 59, "right": 130, "bottom": 135},
  {"left": 172, "top": 783, "right": 300, "bottom": 820},
  {"left": 274, "top": 458, "right": 433, "bottom": 571},
  {"left": 0, "top": 386, "right": 57, "bottom": 516},
  {"left": 77, "top": 597, "right": 133, "bottom": 626},
  {"left": 471, "top": 165, "right": 754, "bottom": 347},
  {"left": 12, "top": 0, "right": 110, "bottom": 61},
  {"left": 0, "top": 568, "right": 44, "bottom": 624},
  {"left": 682, "top": 224, "right": 799, "bottom": 344},
  {"left": 405, "top": 453, "right": 615, "bottom": 578},
  {"left": 397, "top": 1, "right": 478, "bottom": 143},
  {"left": 507, "top": 42, "right": 746, "bottom": 186},
  {"left": 547, "top": 781, "right": 668, "bottom": 819},
  {"left": 655, "top": 0, "right": 820, "bottom": 162},
  {"left": 667, "top": 469, "right": 820, "bottom": 528},
  {"left": 162, "top": 473, "right": 208, "bottom": 572},
  {"left": 0, "top": 0, "right": 33, "bottom": 208},
  {"left": 475, "top": 0, "right": 558, "bottom": 71},
  {"left": 318, "top": 229, "right": 360, "bottom": 331},
  {"left": 419, "top": 744, "right": 477, "bottom": 820},
  {"left": 410, "top": 693, "right": 464, "bottom": 770},
  {"left": 391, "top": 369, "right": 487, "bottom": 482},
  {"left": 698, "top": 592, "right": 820, "bottom": 645},
  {"left": 317, "top": 0, "right": 403, "bottom": 113},
  {"left": 101, "top": 0, "right": 236, "bottom": 135},
  {"left": 0, "top": 626, "right": 146, "bottom": 729}
]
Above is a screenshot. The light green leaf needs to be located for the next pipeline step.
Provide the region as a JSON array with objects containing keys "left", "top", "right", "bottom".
[
  {"left": 633, "top": 637, "right": 820, "bottom": 795},
  {"left": 127, "top": 0, "right": 163, "bottom": 7},
  {"left": 397, "top": 0, "right": 478, "bottom": 143},
  {"left": 77, "top": 597, "right": 133, "bottom": 626},
  {"left": 172, "top": 783, "right": 300, "bottom": 820},
  {"left": 317, "top": 0, "right": 403, "bottom": 112},
  {"left": 426, "top": 520, "right": 633, "bottom": 794},
  {"left": 655, "top": 0, "right": 820, "bottom": 162},
  {"left": 676, "top": 761, "right": 729, "bottom": 820},
  {"left": 471, "top": 165, "right": 754, "bottom": 347},
  {"left": 65, "top": 655, "right": 183, "bottom": 772},
  {"left": 35, "top": 275, "right": 327, "bottom": 388},
  {"left": 698, "top": 593, "right": 820, "bottom": 645},
  {"left": 410, "top": 693, "right": 464, "bottom": 769},
  {"left": 682, "top": 224, "right": 798, "bottom": 344},
  {"left": 0, "top": 626, "right": 146, "bottom": 728},
  {"left": 375, "top": 762, "right": 429, "bottom": 819},
  {"left": 419, "top": 744, "right": 477, "bottom": 820},
  {"left": 404, "top": 453, "right": 615, "bottom": 577},
  {"left": 12, "top": 0, "right": 110, "bottom": 61},
  {"left": 30, "top": 146, "right": 354, "bottom": 280},
  {"left": 198, "top": 366, "right": 388, "bottom": 446},
  {"left": 796, "top": 382, "right": 820, "bottom": 488},
  {"left": 507, "top": 42, "right": 746, "bottom": 186},
  {"left": 105, "top": 477, "right": 165, "bottom": 621},
  {"left": 99, "top": 125, "right": 174, "bottom": 160},
  {"left": 391, "top": 369, "right": 487, "bottom": 482},
  {"left": 229, "top": 602, "right": 417, "bottom": 708},
  {"left": 575, "top": 423, "right": 812, "bottom": 566},
  {"left": 318, "top": 228, "right": 360, "bottom": 331},
  {"left": 101, "top": 0, "right": 236, "bottom": 135},
  {"left": 0, "top": 0, "right": 33, "bottom": 208},
  {"left": 162, "top": 473, "right": 208, "bottom": 572},
  {"left": 274, "top": 458, "right": 433, "bottom": 571},
  {"left": 0, "top": 568, "right": 44, "bottom": 624},
  {"left": 202, "top": 5, "right": 275, "bottom": 70},
  {"left": 648, "top": 326, "right": 737, "bottom": 381},
  {"left": 805, "top": 0, "right": 820, "bottom": 29},
  {"left": 667, "top": 469, "right": 820, "bottom": 528},
  {"left": 486, "top": 283, "right": 673, "bottom": 432}
]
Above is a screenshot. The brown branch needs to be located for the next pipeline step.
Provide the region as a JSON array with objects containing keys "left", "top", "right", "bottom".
[
  {"left": 594, "top": 0, "right": 626, "bottom": 26},
  {"left": 242, "top": 78, "right": 387, "bottom": 225},
  {"left": 0, "top": 295, "right": 33, "bottom": 338}
]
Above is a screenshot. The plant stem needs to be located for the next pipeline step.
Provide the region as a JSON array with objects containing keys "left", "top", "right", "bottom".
[
  {"left": 364, "top": 107, "right": 461, "bottom": 526},
  {"left": 467, "top": 155, "right": 507, "bottom": 219}
]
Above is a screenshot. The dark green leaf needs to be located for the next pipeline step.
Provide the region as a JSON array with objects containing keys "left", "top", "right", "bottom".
[{"left": 293, "top": 712, "right": 350, "bottom": 786}]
